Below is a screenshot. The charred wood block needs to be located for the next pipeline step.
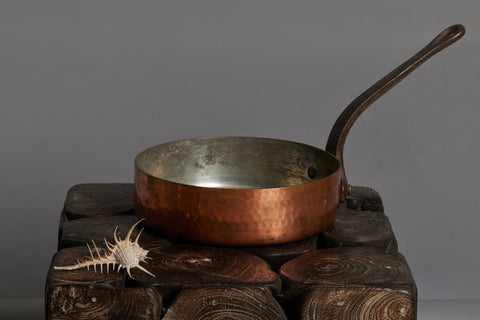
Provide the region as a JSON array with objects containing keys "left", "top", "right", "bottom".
[
  {"left": 318, "top": 207, "right": 398, "bottom": 252},
  {"left": 46, "top": 285, "right": 162, "bottom": 320},
  {"left": 280, "top": 247, "right": 415, "bottom": 290},
  {"left": 241, "top": 235, "right": 318, "bottom": 271},
  {"left": 163, "top": 287, "right": 287, "bottom": 320},
  {"left": 279, "top": 247, "right": 417, "bottom": 318},
  {"left": 345, "top": 186, "right": 384, "bottom": 212},
  {"left": 46, "top": 247, "right": 162, "bottom": 319},
  {"left": 294, "top": 287, "right": 416, "bottom": 320},
  {"left": 64, "top": 183, "right": 134, "bottom": 220},
  {"left": 59, "top": 215, "right": 171, "bottom": 250},
  {"left": 130, "top": 244, "right": 281, "bottom": 299}
]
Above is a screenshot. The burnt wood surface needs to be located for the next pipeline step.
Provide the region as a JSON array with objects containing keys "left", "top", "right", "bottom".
[
  {"left": 344, "top": 186, "right": 384, "bottom": 212},
  {"left": 59, "top": 215, "right": 172, "bottom": 250},
  {"left": 130, "top": 244, "right": 281, "bottom": 299},
  {"left": 46, "top": 183, "right": 417, "bottom": 319},
  {"left": 46, "top": 284, "right": 162, "bottom": 320},
  {"left": 162, "top": 287, "right": 287, "bottom": 320},
  {"left": 318, "top": 185, "right": 397, "bottom": 252},
  {"left": 293, "top": 287, "right": 416, "bottom": 320},
  {"left": 241, "top": 235, "right": 318, "bottom": 271},
  {"left": 279, "top": 247, "right": 415, "bottom": 290},
  {"left": 279, "top": 247, "right": 417, "bottom": 319},
  {"left": 318, "top": 207, "right": 398, "bottom": 252},
  {"left": 63, "top": 183, "right": 135, "bottom": 220},
  {"left": 46, "top": 247, "right": 162, "bottom": 319}
]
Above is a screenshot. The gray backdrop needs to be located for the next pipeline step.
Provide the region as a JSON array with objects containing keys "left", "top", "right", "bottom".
[{"left": 1, "top": 1, "right": 479, "bottom": 299}]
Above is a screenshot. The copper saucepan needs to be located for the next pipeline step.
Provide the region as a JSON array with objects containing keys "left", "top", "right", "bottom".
[{"left": 134, "top": 25, "right": 465, "bottom": 246}]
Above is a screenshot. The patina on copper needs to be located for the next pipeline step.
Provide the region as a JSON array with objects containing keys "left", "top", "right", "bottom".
[
  {"left": 135, "top": 137, "right": 341, "bottom": 246},
  {"left": 135, "top": 25, "right": 465, "bottom": 246}
]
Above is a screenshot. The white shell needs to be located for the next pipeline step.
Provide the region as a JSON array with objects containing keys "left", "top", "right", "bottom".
[{"left": 54, "top": 219, "right": 154, "bottom": 279}]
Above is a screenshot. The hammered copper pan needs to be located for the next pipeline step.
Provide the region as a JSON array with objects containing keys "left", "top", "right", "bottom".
[{"left": 134, "top": 25, "right": 465, "bottom": 246}]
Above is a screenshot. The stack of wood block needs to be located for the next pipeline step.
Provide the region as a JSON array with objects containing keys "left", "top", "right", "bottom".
[{"left": 45, "top": 183, "right": 417, "bottom": 319}]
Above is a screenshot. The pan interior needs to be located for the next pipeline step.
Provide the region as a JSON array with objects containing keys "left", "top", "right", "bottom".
[{"left": 136, "top": 137, "right": 339, "bottom": 189}]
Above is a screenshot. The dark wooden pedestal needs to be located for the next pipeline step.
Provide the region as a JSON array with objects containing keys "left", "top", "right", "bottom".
[{"left": 45, "top": 184, "right": 417, "bottom": 319}]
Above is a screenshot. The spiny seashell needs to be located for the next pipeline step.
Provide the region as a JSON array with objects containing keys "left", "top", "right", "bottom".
[{"left": 54, "top": 219, "right": 154, "bottom": 279}]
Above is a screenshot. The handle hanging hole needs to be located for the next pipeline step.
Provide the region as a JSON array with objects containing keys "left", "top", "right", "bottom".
[{"left": 307, "top": 167, "right": 317, "bottom": 180}]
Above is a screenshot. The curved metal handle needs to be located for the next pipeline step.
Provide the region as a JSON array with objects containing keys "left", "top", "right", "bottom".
[{"left": 325, "top": 24, "right": 465, "bottom": 201}]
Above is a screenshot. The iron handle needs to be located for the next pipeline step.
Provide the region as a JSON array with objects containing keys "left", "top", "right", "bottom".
[{"left": 325, "top": 24, "right": 466, "bottom": 201}]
